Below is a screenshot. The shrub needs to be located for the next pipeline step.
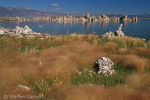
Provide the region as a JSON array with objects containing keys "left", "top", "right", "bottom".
[
  {"left": 126, "top": 73, "right": 150, "bottom": 89},
  {"left": 112, "top": 55, "right": 146, "bottom": 72},
  {"left": 118, "top": 48, "right": 128, "bottom": 54},
  {"left": 103, "top": 42, "right": 118, "bottom": 53}
]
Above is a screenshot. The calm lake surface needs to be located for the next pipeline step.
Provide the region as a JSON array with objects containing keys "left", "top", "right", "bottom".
[{"left": 0, "top": 19, "right": 150, "bottom": 40}]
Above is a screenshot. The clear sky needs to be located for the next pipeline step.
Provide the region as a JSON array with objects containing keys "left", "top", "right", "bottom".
[{"left": 0, "top": 0, "right": 150, "bottom": 15}]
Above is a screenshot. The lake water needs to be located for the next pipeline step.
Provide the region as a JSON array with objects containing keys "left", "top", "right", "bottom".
[{"left": 0, "top": 19, "right": 150, "bottom": 40}]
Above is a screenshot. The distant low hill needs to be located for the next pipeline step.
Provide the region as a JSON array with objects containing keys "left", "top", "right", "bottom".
[
  {"left": 0, "top": 6, "right": 150, "bottom": 18},
  {"left": 0, "top": 6, "right": 64, "bottom": 17}
]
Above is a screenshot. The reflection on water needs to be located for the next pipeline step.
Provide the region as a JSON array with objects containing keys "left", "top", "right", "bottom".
[{"left": 0, "top": 19, "right": 150, "bottom": 40}]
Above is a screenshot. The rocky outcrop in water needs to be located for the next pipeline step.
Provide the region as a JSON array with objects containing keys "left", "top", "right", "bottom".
[
  {"left": 85, "top": 13, "right": 91, "bottom": 20},
  {"left": 102, "top": 24, "right": 124, "bottom": 37},
  {"left": 120, "top": 15, "right": 128, "bottom": 21},
  {"left": 120, "top": 15, "right": 138, "bottom": 22},
  {"left": 101, "top": 14, "right": 110, "bottom": 21},
  {"left": 114, "top": 24, "right": 124, "bottom": 37},
  {"left": 95, "top": 57, "right": 115, "bottom": 76},
  {"left": 8, "top": 14, "right": 138, "bottom": 23}
]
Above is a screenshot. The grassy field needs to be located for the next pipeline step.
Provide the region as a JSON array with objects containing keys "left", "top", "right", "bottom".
[{"left": 0, "top": 34, "right": 150, "bottom": 100}]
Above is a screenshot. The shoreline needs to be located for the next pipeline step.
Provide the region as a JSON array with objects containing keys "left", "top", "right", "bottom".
[
  {"left": 0, "top": 24, "right": 146, "bottom": 40},
  {"left": 0, "top": 18, "right": 149, "bottom": 41},
  {"left": 0, "top": 24, "right": 147, "bottom": 43}
]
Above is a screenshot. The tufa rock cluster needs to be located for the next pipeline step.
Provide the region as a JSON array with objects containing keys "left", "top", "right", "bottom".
[
  {"left": 102, "top": 24, "right": 124, "bottom": 38},
  {"left": 95, "top": 57, "right": 115, "bottom": 76}
]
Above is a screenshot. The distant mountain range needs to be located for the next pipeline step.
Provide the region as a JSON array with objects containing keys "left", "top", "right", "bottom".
[
  {"left": 0, "top": 6, "right": 64, "bottom": 17},
  {"left": 0, "top": 6, "right": 150, "bottom": 18}
]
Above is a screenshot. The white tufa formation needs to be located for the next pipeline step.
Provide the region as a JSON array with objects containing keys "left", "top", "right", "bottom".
[
  {"left": 13, "top": 25, "right": 40, "bottom": 35},
  {"left": 0, "top": 30, "right": 4, "bottom": 34},
  {"left": 102, "top": 24, "right": 124, "bottom": 38},
  {"left": 96, "top": 57, "right": 115, "bottom": 76},
  {"left": 114, "top": 24, "right": 124, "bottom": 37},
  {"left": 102, "top": 31, "right": 115, "bottom": 37}
]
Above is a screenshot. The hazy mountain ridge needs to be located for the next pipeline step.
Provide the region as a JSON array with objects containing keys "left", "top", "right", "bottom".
[
  {"left": 0, "top": 6, "right": 150, "bottom": 18},
  {"left": 0, "top": 6, "right": 64, "bottom": 17}
]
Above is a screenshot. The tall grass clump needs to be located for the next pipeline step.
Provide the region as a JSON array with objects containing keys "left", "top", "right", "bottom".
[
  {"left": 0, "top": 37, "right": 67, "bottom": 52},
  {"left": 118, "top": 48, "right": 128, "bottom": 54},
  {"left": 112, "top": 54, "right": 147, "bottom": 72},
  {"left": 129, "top": 48, "right": 150, "bottom": 58},
  {"left": 100, "top": 37, "right": 145, "bottom": 49},
  {"left": 40, "top": 85, "right": 150, "bottom": 100},
  {"left": 147, "top": 40, "right": 150, "bottom": 48},
  {"left": 103, "top": 42, "right": 118, "bottom": 53},
  {"left": 126, "top": 73, "right": 150, "bottom": 89},
  {"left": 83, "top": 34, "right": 99, "bottom": 42}
]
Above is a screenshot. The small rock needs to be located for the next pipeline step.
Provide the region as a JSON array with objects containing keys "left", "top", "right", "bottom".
[
  {"left": 18, "top": 84, "right": 30, "bottom": 92},
  {"left": 76, "top": 70, "right": 82, "bottom": 75},
  {"left": 0, "top": 30, "right": 4, "bottom": 35}
]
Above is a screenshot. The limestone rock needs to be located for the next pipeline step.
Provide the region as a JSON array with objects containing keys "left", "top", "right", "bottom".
[
  {"left": 102, "top": 31, "right": 114, "bottom": 38},
  {"left": 14, "top": 26, "right": 23, "bottom": 35},
  {"left": 16, "top": 16, "right": 20, "bottom": 21},
  {"left": 95, "top": 57, "right": 115, "bottom": 76},
  {"left": 101, "top": 14, "right": 108, "bottom": 18},
  {"left": 85, "top": 13, "right": 91, "bottom": 20},
  {"left": 120, "top": 15, "right": 128, "bottom": 21},
  {"left": 135, "top": 16, "right": 138, "bottom": 21},
  {"left": 101, "top": 14, "right": 109, "bottom": 21},
  {"left": 0, "top": 30, "right": 4, "bottom": 35},
  {"left": 13, "top": 25, "right": 40, "bottom": 35},
  {"left": 102, "top": 24, "right": 125, "bottom": 38},
  {"left": 22, "top": 25, "right": 32, "bottom": 34},
  {"left": 131, "top": 17, "right": 138, "bottom": 21},
  {"left": 97, "top": 16, "right": 102, "bottom": 21},
  {"left": 114, "top": 24, "right": 124, "bottom": 37},
  {"left": 111, "top": 16, "right": 119, "bottom": 21},
  {"left": 81, "top": 17, "right": 86, "bottom": 22},
  {"left": 91, "top": 15, "right": 97, "bottom": 21}
]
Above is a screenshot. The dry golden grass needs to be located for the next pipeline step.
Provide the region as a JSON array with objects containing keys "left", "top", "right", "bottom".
[
  {"left": 107, "top": 36, "right": 145, "bottom": 48},
  {"left": 123, "top": 55, "right": 146, "bottom": 72},
  {"left": 0, "top": 36, "right": 150, "bottom": 99},
  {"left": 47, "top": 85, "right": 150, "bottom": 100},
  {"left": 103, "top": 42, "right": 118, "bottom": 53},
  {"left": 83, "top": 34, "right": 99, "bottom": 41},
  {"left": 118, "top": 48, "right": 128, "bottom": 54},
  {"left": 126, "top": 73, "right": 150, "bottom": 89},
  {"left": 112, "top": 54, "right": 147, "bottom": 72},
  {"left": 40, "top": 55, "right": 77, "bottom": 78},
  {"left": 0, "top": 41, "right": 107, "bottom": 95},
  {"left": 129, "top": 48, "right": 150, "bottom": 58}
]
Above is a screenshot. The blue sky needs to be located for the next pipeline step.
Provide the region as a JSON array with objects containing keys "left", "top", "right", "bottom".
[{"left": 0, "top": 0, "right": 150, "bottom": 15}]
